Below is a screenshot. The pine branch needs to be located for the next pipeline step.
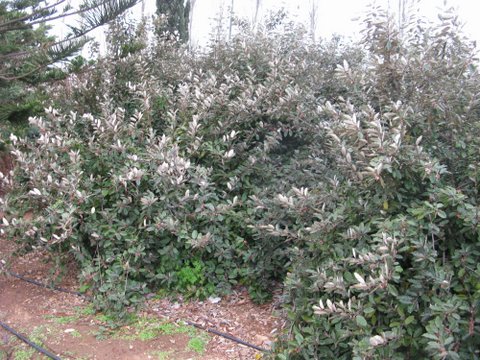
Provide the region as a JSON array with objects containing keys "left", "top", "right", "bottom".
[
  {"left": 75, "top": 0, "right": 139, "bottom": 34},
  {"left": 0, "top": 0, "right": 140, "bottom": 82},
  {"left": 0, "top": 0, "right": 139, "bottom": 33},
  {"left": 0, "top": 35, "right": 89, "bottom": 81},
  {"left": 0, "top": 0, "right": 67, "bottom": 31}
]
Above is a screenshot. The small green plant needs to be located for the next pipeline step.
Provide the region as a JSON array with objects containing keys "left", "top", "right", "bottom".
[
  {"left": 13, "top": 349, "right": 34, "bottom": 360},
  {"left": 113, "top": 316, "right": 175, "bottom": 340},
  {"left": 29, "top": 326, "right": 48, "bottom": 345},
  {"left": 138, "top": 329, "right": 157, "bottom": 341},
  {"left": 95, "top": 313, "right": 115, "bottom": 323},
  {"left": 75, "top": 304, "right": 96, "bottom": 316},
  {"left": 177, "top": 260, "right": 204, "bottom": 288},
  {"left": 154, "top": 321, "right": 195, "bottom": 336},
  {"left": 149, "top": 350, "right": 173, "bottom": 360},
  {"left": 96, "top": 312, "right": 137, "bottom": 326},
  {"left": 174, "top": 260, "right": 215, "bottom": 298},
  {"left": 154, "top": 322, "right": 175, "bottom": 335},
  {"left": 187, "top": 337, "right": 207, "bottom": 354},
  {"left": 70, "top": 329, "right": 82, "bottom": 338},
  {"left": 46, "top": 315, "right": 79, "bottom": 324}
]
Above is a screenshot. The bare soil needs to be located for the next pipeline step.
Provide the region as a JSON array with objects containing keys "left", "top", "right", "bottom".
[
  {"left": 0, "top": 235, "right": 284, "bottom": 360},
  {"left": 0, "top": 152, "right": 13, "bottom": 196}
]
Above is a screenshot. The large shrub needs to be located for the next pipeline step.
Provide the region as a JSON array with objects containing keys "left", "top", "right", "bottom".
[
  {"left": 2, "top": 5, "right": 478, "bottom": 357},
  {"left": 262, "top": 6, "right": 480, "bottom": 359},
  {"left": 1, "top": 16, "right": 360, "bottom": 312}
]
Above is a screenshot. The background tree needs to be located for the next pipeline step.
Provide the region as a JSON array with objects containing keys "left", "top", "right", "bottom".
[
  {"left": 228, "top": 0, "right": 233, "bottom": 40},
  {"left": 309, "top": 0, "right": 318, "bottom": 42},
  {"left": 0, "top": 0, "right": 139, "bottom": 124},
  {"left": 188, "top": 0, "right": 195, "bottom": 48},
  {"left": 155, "top": 0, "right": 190, "bottom": 42},
  {"left": 253, "top": 0, "right": 261, "bottom": 30}
]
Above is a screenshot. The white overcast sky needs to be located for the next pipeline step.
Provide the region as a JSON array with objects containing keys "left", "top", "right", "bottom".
[
  {"left": 158, "top": 0, "right": 480, "bottom": 46},
  {"left": 55, "top": 0, "right": 480, "bottom": 53}
]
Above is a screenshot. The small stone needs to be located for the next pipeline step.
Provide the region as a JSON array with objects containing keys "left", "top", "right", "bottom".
[
  {"left": 208, "top": 296, "right": 221, "bottom": 304},
  {"left": 64, "top": 329, "right": 75, "bottom": 333},
  {"left": 254, "top": 335, "right": 270, "bottom": 344}
]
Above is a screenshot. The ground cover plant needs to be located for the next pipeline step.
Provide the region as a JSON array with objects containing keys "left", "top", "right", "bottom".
[{"left": 1, "top": 4, "right": 480, "bottom": 359}]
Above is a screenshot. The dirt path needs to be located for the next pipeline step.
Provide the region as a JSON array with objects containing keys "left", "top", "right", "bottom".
[{"left": 0, "top": 236, "right": 282, "bottom": 359}]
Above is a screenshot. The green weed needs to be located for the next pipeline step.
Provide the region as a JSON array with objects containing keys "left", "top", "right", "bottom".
[
  {"left": 138, "top": 329, "right": 157, "bottom": 341},
  {"left": 70, "top": 329, "right": 82, "bottom": 338},
  {"left": 149, "top": 350, "right": 173, "bottom": 360},
  {"left": 46, "top": 315, "right": 79, "bottom": 324},
  {"left": 187, "top": 337, "right": 207, "bottom": 354},
  {"left": 13, "top": 349, "right": 34, "bottom": 360},
  {"left": 75, "top": 304, "right": 96, "bottom": 316}
]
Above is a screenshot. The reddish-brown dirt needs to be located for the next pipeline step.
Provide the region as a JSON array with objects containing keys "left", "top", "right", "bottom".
[
  {"left": 0, "top": 152, "right": 13, "bottom": 197},
  {"left": 0, "top": 235, "right": 284, "bottom": 359}
]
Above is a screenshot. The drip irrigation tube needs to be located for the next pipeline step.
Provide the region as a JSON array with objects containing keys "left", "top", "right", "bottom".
[
  {"left": 1, "top": 261, "right": 270, "bottom": 353},
  {"left": 0, "top": 320, "right": 62, "bottom": 360},
  {"left": 0, "top": 262, "right": 89, "bottom": 298},
  {"left": 184, "top": 320, "right": 270, "bottom": 353}
]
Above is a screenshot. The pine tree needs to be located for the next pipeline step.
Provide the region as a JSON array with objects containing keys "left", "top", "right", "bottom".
[
  {"left": 156, "top": 0, "right": 190, "bottom": 43},
  {"left": 0, "top": 0, "right": 139, "bottom": 123}
]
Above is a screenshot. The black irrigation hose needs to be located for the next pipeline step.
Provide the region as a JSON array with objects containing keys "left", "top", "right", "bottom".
[
  {"left": 1, "top": 262, "right": 269, "bottom": 353},
  {"left": 0, "top": 263, "right": 90, "bottom": 299},
  {"left": 184, "top": 320, "right": 270, "bottom": 353},
  {"left": 0, "top": 320, "right": 62, "bottom": 360}
]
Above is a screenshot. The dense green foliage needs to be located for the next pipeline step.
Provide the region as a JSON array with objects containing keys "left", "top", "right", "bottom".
[
  {"left": 3, "top": 18, "right": 332, "bottom": 308},
  {"left": 1, "top": 5, "right": 479, "bottom": 358},
  {"left": 268, "top": 8, "right": 480, "bottom": 359}
]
